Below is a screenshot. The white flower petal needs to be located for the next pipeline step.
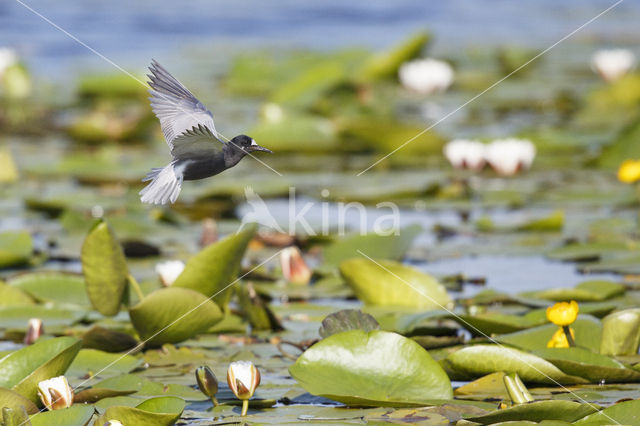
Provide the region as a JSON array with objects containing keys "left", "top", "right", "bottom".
[
  {"left": 399, "top": 58, "right": 454, "bottom": 95},
  {"left": 155, "top": 260, "right": 185, "bottom": 286},
  {"left": 591, "top": 49, "right": 636, "bottom": 82}
]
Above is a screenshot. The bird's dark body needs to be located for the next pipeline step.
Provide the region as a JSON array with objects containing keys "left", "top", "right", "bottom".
[{"left": 181, "top": 138, "right": 254, "bottom": 181}]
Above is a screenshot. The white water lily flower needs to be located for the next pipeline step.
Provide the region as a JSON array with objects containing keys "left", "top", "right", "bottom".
[
  {"left": 591, "top": 49, "right": 636, "bottom": 82},
  {"left": 0, "top": 48, "right": 18, "bottom": 76},
  {"left": 398, "top": 58, "right": 454, "bottom": 95},
  {"left": 484, "top": 138, "right": 536, "bottom": 176},
  {"left": 443, "top": 139, "right": 486, "bottom": 171},
  {"left": 280, "top": 246, "right": 312, "bottom": 285},
  {"left": 227, "top": 360, "right": 261, "bottom": 416},
  {"left": 103, "top": 422, "right": 124, "bottom": 426},
  {"left": 37, "top": 376, "right": 74, "bottom": 411},
  {"left": 155, "top": 260, "right": 185, "bottom": 286}
]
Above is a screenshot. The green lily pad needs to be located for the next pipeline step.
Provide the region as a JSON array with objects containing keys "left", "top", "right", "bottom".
[
  {"left": 73, "top": 387, "right": 137, "bottom": 404},
  {"left": 453, "top": 312, "right": 538, "bottom": 335},
  {"left": 340, "top": 258, "right": 452, "bottom": 309},
  {"left": 497, "top": 316, "right": 602, "bottom": 352},
  {"left": 93, "top": 374, "right": 205, "bottom": 401},
  {"left": 520, "top": 280, "right": 625, "bottom": 302},
  {"left": 129, "top": 287, "right": 223, "bottom": 347},
  {"left": 465, "top": 400, "right": 598, "bottom": 424},
  {"left": 29, "top": 404, "right": 95, "bottom": 426},
  {"left": 94, "top": 396, "right": 185, "bottom": 426},
  {"left": 453, "top": 372, "right": 508, "bottom": 398},
  {"left": 322, "top": 224, "right": 422, "bottom": 269},
  {"left": 67, "top": 349, "right": 143, "bottom": 379},
  {"left": 249, "top": 111, "right": 339, "bottom": 152},
  {"left": 270, "top": 61, "right": 345, "bottom": 108},
  {"left": 78, "top": 72, "right": 147, "bottom": 98},
  {"left": 0, "top": 231, "right": 32, "bottom": 269},
  {"left": 7, "top": 272, "right": 89, "bottom": 307},
  {"left": 532, "top": 347, "right": 640, "bottom": 383},
  {"left": 289, "top": 329, "right": 452, "bottom": 406},
  {"left": 445, "top": 345, "right": 588, "bottom": 385},
  {"left": 0, "top": 336, "right": 81, "bottom": 402},
  {"left": 172, "top": 224, "right": 256, "bottom": 307},
  {"left": 0, "top": 281, "right": 34, "bottom": 306},
  {"left": 81, "top": 220, "right": 129, "bottom": 316},
  {"left": 0, "top": 305, "right": 84, "bottom": 329},
  {"left": 600, "top": 308, "right": 640, "bottom": 356},
  {"left": 318, "top": 309, "right": 380, "bottom": 338},
  {"left": 573, "top": 399, "right": 640, "bottom": 425},
  {"left": 358, "top": 31, "right": 431, "bottom": 81},
  {"left": 0, "top": 387, "right": 39, "bottom": 414}
]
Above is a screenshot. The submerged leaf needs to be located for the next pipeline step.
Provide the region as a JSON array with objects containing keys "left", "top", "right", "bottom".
[
  {"left": 81, "top": 220, "right": 129, "bottom": 316},
  {"left": 289, "top": 330, "right": 452, "bottom": 406},
  {"left": 319, "top": 309, "right": 380, "bottom": 338}
]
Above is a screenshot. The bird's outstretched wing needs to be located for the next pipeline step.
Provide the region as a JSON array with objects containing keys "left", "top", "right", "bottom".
[
  {"left": 147, "top": 59, "right": 219, "bottom": 148},
  {"left": 170, "top": 124, "right": 222, "bottom": 159}
]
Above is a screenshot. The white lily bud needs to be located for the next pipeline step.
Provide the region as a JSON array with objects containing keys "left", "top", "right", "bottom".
[
  {"left": 280, "top": 246, "right": 312, "bottom": 285},
  {"left": 155, "top": 260, "right": 185, "bottom": 287},
  {"left": 103, "top": 421, "right": 124, "bottom": 426},
  {"left": 227, "top": 360, "right": 261, "bottom": 401},
  {"left": 37, "top": 376, "right": 74, "bottom": 411},
  {"left": 484, "top": 138, "right": 536, "bottom": 176},
  {"left": 0, "top": 48, "right": 18, "bottom": 76},
  {"left": 24, "top": 318, "right": 43, "bottom": 345},
  {"left": 591, "top": 49, "right": 636, "bottom": 82},
  {"left": 398, "top": 58, "right": 454, "bottom": 95},
  {"left": 443, "top": 139, "right": 486, "bottom": 171}
]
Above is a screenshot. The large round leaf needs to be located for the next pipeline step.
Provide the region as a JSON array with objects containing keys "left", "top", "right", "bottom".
[
  {"left": 574, "top": 399, "right": 640, "bottom": 425},
  {"left": 0, "top": 336, "right": 81, "bottom": 402},
  {"left": 289, "top": 330, "right": 452, "bottom": 406},
  {"left": 600, "top": 308, "right": 640, "bottom": 356},
  {"left": 81, "top": 220, "right": 129, "bottom": 316},
  {"left": 340, "top": 258, "right": 452, "bottom": 309},
  {"left": 129, "top": 287, "right": 223, "bottom": 347},
  {"left": 172, "top": 224, "right": 256, "bottom": 307},
  {"left": 445, "top": 345, "right": 588, "bottom": 385},
  {"left": 532, "top": 347, "right": 640, "bottom": 383},
  {"left": 94, "top": 396, "right": 185, "bottom": 426}
]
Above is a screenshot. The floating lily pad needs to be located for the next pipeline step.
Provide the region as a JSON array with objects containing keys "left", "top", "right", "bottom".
[
  {"left": 573, "top": 398, "right": 640, "bottom": 425},
  {"left": 497, "top": 316, "right": 602, "bottom": 352},
  {"left": 520, "top": 280, "right": 625, "bottom": 302},
  {"left": 67, "top": 349, "right": 143, "bottom": 379},
  {"left": 94, "top": 396, "right": 185, "bottom": 426},
  {"left": 445, "top": 345, "right": 588, "bottom": 385},
  {"left": 0, "top": 305, "right": 84, "bottom": 329},
  {"left": 0, "top": 281, "right": 34, "bottom": 306},
  {"left": 81, "top": 325, "right": 139, "bottom": 353},
  {"left": 73, "top": 387, "right": 137, "bottom": 404},
  {"left": 29, "top": 404, "right": 96, "bottom": 426},
  {"left": 7, "top": 272, "right": 89, "bottom": 307},
  {"left": 289, "top": 330, "right": 452, "bottom": 406},
  {"left": 81, "top": 220, "right": 129, "bottom": 316},
  {"left": 453, "top": 372, "right": 508, "bottom": 398},
  {"left": 465, "top": 400, "right": 598, "bottom": 424},
  {"left": 340, "top": 258, "right": 452, "bottom": 309},
  {"left": 532, "top": 347, "right": 640, "bottom": 383},
  {"left": 0, "top": 231, "right": 32, "bottom": 269},
  {"left": 0, "top": 336, "right": 81, "bottom": 402},
  {"left": 600, "top": 308, "right": 640, "bottom": 356},
  {"left": 129, "top": 287, "right": 223, "bottom": 347},
  {"left": 173, "top": 224, "right": 256, "bottom": 307}
]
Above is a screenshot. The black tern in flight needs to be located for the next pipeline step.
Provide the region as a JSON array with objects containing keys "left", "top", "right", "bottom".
[{"left": 140, "top": 60, "right": 271, "bottom": 204}]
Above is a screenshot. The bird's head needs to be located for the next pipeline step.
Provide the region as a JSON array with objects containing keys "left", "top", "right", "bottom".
[{"left": 231, "top": 135, "right": 272, "bottom": 154}]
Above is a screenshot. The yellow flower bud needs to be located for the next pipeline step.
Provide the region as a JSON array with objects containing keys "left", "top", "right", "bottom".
[
  {"left": 547, "top": 326, "right": 575, "bottom": 348},
  {"left": 618, "top": 160, "right": 640, "bottom": 183},
  {"left": 546, "top": 300, "right": 579, "bottom": 326}
]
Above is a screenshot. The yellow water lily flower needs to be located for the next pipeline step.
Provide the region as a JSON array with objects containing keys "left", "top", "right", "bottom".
[
  {"left": 547, "top": 326, "right": 575, "bottom": 348},
  {"left": 617, "top": 160, "right": 640, "bottom": 183},
  {"left": 546, "top": 300, "right": 579, "bottom": 326}
]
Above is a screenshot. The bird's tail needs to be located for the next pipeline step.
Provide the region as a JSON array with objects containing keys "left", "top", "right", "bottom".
[{"left": 139, "top": 161, "right": 183, "bottom": 205}]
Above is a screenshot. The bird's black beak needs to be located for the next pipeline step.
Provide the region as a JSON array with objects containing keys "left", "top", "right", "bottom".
[{"left": 250, "top": 145, "right": 272, "bottom": 154}]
